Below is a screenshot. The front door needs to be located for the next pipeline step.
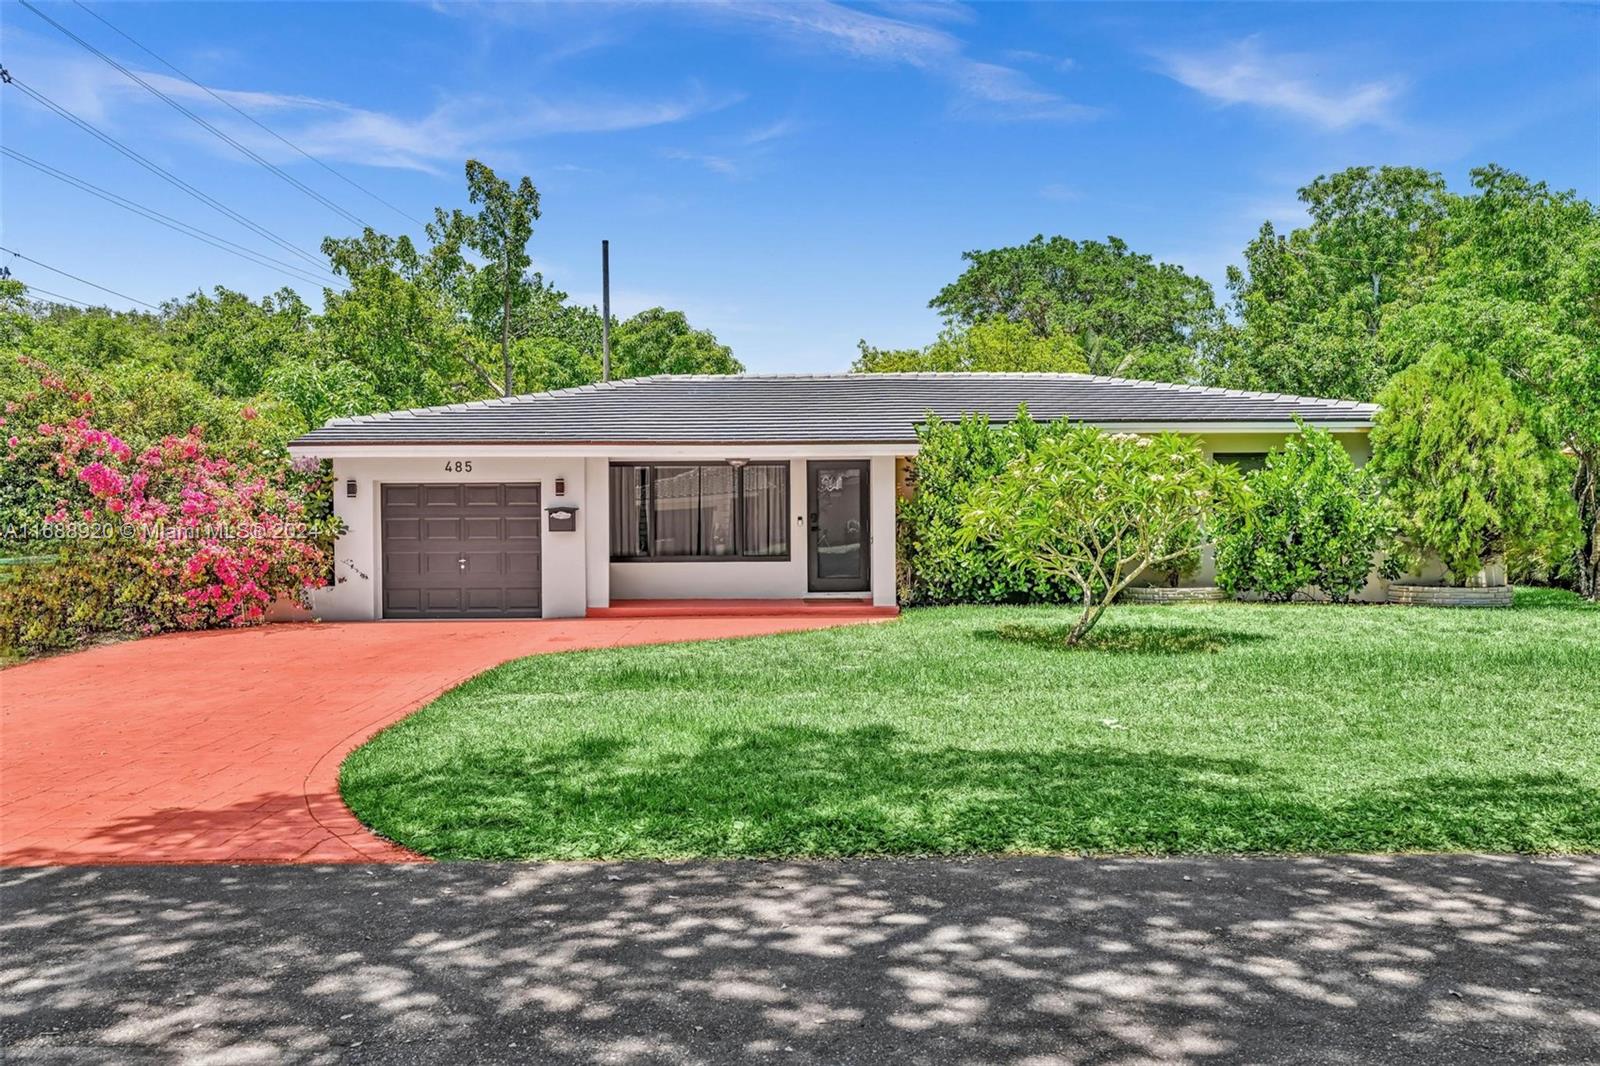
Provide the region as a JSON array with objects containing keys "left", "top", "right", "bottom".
[{"left": 807, "top": 461, "right": 870, "bottom": 593}]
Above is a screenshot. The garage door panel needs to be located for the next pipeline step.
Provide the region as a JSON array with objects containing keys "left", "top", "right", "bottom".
[
  {"left": 461, "top": 551, "right": 502, "bottom": 574},
  {"left": 463, "top": 517, "right": 502, "bottom": 540},
  {"left": 385, "top": 587, "right": 421, "bottom": 612},
  {"left": 384, "top": 518, "right": 420, "bottom": 541},
  {"left": 386, "top": 551, "right": 421, "bottom": 577},
  {"left": 422, "top": 517, "right": 461, "bottom": 541},
  {"left": 504, "top": 484, "right": 540, "bottom": 506},
  {"left": 423, "top": 552, "right": 462, "bottom": 577},
  {"left": 504, "top": 518, "right": 540, "bottom": 541},
  {"left": 424, "top": 587, "right": 462, "bottom": 611},
  {"left": 381, "top": 482, "right": 541, "bottom": 619},
  {"left": 505, "top": 550, "right": 540, "bottom": 576}
]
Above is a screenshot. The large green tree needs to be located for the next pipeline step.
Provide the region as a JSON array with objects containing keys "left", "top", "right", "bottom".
[
  {"left": 930, "top": 235, "right": 1218, "bottom": 382},
  {"left": 853, "top": 318, "right": 1087, "bottom": 374},
  {"left": 610, "top": 307, "right": 741, "bottom": 378},
  {"left": 1383, "top": 166, "right": 1600, "bottom": 595},
  {"left": 461, "top": 159, "right": 541, "bottom": 395},
  {"left": 1213, "top": 166, "right": 1448, "bottom": 400}
]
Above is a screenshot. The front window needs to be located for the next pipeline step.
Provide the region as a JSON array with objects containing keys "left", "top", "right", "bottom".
[
  {"left": 610, "top": 463, "right": 790, "bottom": 560},
  {"left": 1213, "top": 452, "right": 1269, "bottom": 474}
]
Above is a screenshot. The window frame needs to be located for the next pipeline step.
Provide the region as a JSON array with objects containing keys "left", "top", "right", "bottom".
[
  {"left": 1212, "top": 451, "right": 1270, "bottom": 474},
  {"left": 609, "top": 461, "right": 792, "bottom": 563}
]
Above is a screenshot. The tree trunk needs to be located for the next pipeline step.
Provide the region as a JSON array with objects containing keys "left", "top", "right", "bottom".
[
  {"left": 500, "top": 259, "right": 514, "bottom": 396},
  {"left": 1575, "top": 451, "right": 1599, "bottom": 601}
]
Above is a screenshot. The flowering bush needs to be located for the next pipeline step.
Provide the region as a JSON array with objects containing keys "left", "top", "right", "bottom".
[
  {"left": 1, "top": 359, "right": 339, "bottom": 655},
  {"left": 960, "top": 427, "right": 1242, "bottom": 645}
]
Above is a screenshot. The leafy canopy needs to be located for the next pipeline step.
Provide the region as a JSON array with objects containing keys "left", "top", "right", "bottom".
[
  {"left": 929, "top": 235, "right": 1218, "bottom": 382},
  {"left": 853, "top": 318, "right": 1087, "bottom": 374},
  {"left": 962, "top": 427, "right": 1238, "bottom": 644}
]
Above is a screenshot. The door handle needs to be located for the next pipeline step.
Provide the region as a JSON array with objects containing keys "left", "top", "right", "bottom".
[{"left": 457, "top": 556, "right": 467, "bottom": 571}]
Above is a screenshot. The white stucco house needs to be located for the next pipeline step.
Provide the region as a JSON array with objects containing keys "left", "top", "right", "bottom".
[{"left": 285, "top": 373, "right": 1378, "bottom": 620}]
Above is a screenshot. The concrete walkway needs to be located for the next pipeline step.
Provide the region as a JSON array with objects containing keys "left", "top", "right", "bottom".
[
  {"left": 2, "top": 856, "right": 1595, "bottom": 1064},
  {"left": 1, "top": 615, "right": 888, "bottom": 867}
]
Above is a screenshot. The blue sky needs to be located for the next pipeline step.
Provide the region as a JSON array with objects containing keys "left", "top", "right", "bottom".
[{"left": 3, "top": 1, "right": 1597, "bottom": 372}]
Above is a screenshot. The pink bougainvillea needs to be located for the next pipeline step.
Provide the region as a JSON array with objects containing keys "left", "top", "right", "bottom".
[{"left": 5, "top": 362, "right": 338, "bottom": 639}]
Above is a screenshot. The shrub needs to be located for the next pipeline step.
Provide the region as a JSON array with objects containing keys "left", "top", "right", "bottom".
[
  {"left": 1370, "top": 344, "right": 1554, "bottom": 584},
  {"left": 1212, "top": 421, "right": 1388, "bottom": 602},
  {"left": 0, "top": 366, "right": 338, "bottom": 656},
  {"left": 962, "top": 427, "right": 1238, "bottom": 644},
  {"left": 896, "top": 407, "right": 1082, "bottom": 605}
]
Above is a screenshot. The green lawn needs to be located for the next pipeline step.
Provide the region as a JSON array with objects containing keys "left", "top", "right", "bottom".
[{"left": 341, "top": 590, "right": 1600, "bottom": 860}]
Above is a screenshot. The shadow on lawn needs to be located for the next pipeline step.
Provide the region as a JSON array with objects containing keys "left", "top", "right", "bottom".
[
  {"left": 979, "top": 621, "right": 1268, "bottom": 655},
  {"left": 343, "top": 723, "right": 1600, "bottom": 861}
]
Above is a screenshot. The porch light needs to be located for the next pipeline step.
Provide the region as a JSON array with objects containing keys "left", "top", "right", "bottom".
[
  {"left": 727, "top": 458, "right": 749, "bottom": 468},
  {"left": 345, "top": 479, "right": 357, "bottom": 498}
]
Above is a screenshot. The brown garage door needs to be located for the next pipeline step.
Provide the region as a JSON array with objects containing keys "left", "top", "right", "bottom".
[{"left": 381, "top": 483, "right": 541, "bottom": 618}]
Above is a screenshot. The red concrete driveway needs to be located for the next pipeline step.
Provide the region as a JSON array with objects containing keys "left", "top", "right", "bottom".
[{"left": 2, "top": 615, "right": 887, "bottom": 867}]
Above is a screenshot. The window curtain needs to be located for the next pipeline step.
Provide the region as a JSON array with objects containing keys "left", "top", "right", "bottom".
[
  {"left": 610, "top": 463, "right": 789, "bottom": 559},
  {"left": 741, "top": 464, "right": 788, "bottom": 557}
]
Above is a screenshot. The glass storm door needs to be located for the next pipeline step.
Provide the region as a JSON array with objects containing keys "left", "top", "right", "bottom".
[{"left": 807, "top": 461, "right": 870, "bottom": 593}]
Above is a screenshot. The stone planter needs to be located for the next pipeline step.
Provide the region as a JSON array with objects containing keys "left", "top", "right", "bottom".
[
  {"left": 1120, "top": 585, "right": 1227, "bottom": 605},
  {"left": 1386, "top": 583, "right": 1513, "bottom": 608},
  {"left": 263, "top": 594, "right": 315, "bottom": 623}
]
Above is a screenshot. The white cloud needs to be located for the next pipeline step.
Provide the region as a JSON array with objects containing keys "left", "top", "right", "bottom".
[
  {"left": 12, "top": 32, "right": 736, "bottom": 173},
  {"left": 1157, "top": 37, "right": 1402, "bottom": 130},
  {"left": 709, "top": 1, "right": 1095, "bottom": 121},
  {"left": 1039, "top": 182, "right": 1080, "bottom": 202}
]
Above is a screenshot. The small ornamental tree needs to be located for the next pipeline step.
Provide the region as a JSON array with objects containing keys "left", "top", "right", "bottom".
[
  {"left": 1212, "top": 421, "right": 1388, "bottom": 602},
  {"left": 961, "top": 427, "right": 1238, "bottom": 645},
  {"left": 1369, "top": 344, "right": 1551, "bottom": 585}
]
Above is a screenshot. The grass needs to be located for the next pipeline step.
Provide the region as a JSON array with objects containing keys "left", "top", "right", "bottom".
[{"left": 341, "top": 589, "right": 1600, "bottom": 860}]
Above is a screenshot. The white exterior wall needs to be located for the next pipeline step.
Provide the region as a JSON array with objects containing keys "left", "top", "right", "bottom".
[{"left": 313, "top": 454, "right": 591, "bottom": 620}]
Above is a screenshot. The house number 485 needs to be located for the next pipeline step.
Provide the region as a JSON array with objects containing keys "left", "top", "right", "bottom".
[{"left": 443, "top": 460, "right": 473, "bottom": 473}]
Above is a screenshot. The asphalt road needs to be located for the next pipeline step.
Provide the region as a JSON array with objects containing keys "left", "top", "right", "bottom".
[{"left": 2, "top": 856, "right": 1596, "bottom": 1064}]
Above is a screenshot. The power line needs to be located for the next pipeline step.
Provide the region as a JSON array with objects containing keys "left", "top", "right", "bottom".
[
  {"left": 3, "top": 147, "right": 341, "bottom": 289},
  {"left": 14, "top": 283, "right": 93, "bottom": 309},
  {"left": 1, "top": 68, "right": 331, "bottom": 272},
  {"left": 70, "top": 0, "right": 425, "bottom": 229},
  {"left": 20, "top": 0, "right": 372, "bottom": 232},
  {"left": 0, "top": 247, "right": 161, "bottom": 310}
]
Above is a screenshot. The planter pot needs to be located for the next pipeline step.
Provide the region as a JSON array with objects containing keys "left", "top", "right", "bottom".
[
  {"left": 263, "top": 594, "right": 315, "bottom": 623},
  {"left": 1386, "top": 583, "right": 1513, "bottom": 608},
  {"left": 1120, "top": 585, "right": 1227, "bottom": 605}
]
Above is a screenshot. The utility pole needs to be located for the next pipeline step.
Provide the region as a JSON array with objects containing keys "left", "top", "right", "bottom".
[{"left": 601, "top": 239, "right": 611, "bottom": 383}]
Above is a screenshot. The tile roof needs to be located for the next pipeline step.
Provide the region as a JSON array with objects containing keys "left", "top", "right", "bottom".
[{"left": 289, "top": 373, "right": 1378, "bottom": 447}]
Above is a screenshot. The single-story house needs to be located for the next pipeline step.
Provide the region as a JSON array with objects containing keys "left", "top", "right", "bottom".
[{"left": 285, "top": 372, "right": 1379, "bottom": 620}]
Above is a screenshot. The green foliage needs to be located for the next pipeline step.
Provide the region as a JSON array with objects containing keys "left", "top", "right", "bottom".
[
  {"left": 853, "top": 318, "right": 1087, "bottom": 373},
  {"left": 896, "top": 408, "right": 1079, "bottom": 606},
  {"left": 962, "top": 427, "right": 1238, "bottom": 643},
  {"left": 929, "top": 235, "right": 1218, "bottom": 382},
  {"left": 1212, "top": 423, "right": 1387, "bottom": 602},
  {"left": 611, "top": 307, "right": 741, "bottom": 377},
  {"left": 1370, "top": 345, "right": 1555, "bottom": 584},
  {"left": 1212, "top": 166, "right": 1448, "bottom": 400}
]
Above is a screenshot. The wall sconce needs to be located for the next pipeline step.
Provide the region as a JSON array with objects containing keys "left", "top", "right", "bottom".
[
  {"left": 554, "top": 477, "right": 566, "bottom": 497},
  {"left": 345, "top": 478, "right": 357, "bottom": 498},
  {"left": 727, "top": 458, "right": 749, "bottom": 469}
]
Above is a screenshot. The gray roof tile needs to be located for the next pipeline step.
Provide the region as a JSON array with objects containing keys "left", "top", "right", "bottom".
[{"left": 290, "top": 373, "right": 1377, "bottom": 447}]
